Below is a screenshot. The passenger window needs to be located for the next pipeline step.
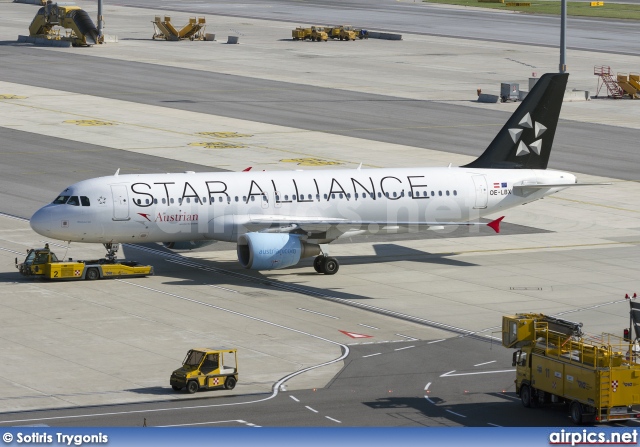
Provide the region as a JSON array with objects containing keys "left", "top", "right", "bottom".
[
  {"left": 80, "top": 196, "right": 90, "bottom": 206},
  {"left": 162, "top": 198, "right": 166, "bottom": 204},
  {"left": 251, "top": 196, "right": 255, "bottom": 202},
  {"left": 377, "top": 192, "right": 382, "bottom": 198},
  {"left": 438, "top": 191, "right": 442, "bottom": 196},
  {"left": 431, "top": 191, "right": 435, "bottom": 197},
  {"left": 243, "top": 196, "right": 246, "bottom": 202},
  {"left": 331, "top": 194, "right": 335, "bottom": 199},
  {"left": 170, "top": 198, "right": 175, "bottom": 204},
  {"left": 235, "top": 196, "right": 239, "bottom": 202},
  {"left": 392, "top": 192, "right": 397, "bottom": 198},
  {"left": 446, "top": 191, "right": 450, "bottom": 196},
  {"left": 66, "top": 196, "right": 80, "bottom": 206},
  {"left": 316, "top": 194, "right": 320, "bottom": 200},
  {"left": 219, "top": 197, "right": 223, "bottom": 202},
  {"left": 324, "top": 194, "right": 328, "bottom": 199},
  {"left": 308, "top": 194, "right": 312, "bottom": 200},
  {"left": 285, "top": 195, "right": 289, "bottom": 200},
  {"left": 153, "top": 199, "right": 157, "bottom": 205},
  {"left": 146, "top": 199, "right": 150, "bottom": 204},
  {"left": 408, "top": 192, "right": 412, "bottom": 197},
  {"left": 453, "top": 190, "right": 457, "bottom": 196},
  {"left": 339, "top": 194, "right": 343, "bottom": 199}
]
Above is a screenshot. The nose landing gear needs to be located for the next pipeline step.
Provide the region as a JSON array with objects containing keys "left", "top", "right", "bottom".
[{"left": 103, "top": 243, "right": 119, "bottom": 262}]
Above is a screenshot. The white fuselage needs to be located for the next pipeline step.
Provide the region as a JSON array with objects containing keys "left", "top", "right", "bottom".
[{"left": 29, "top": 167, "right": 576, "bottom": 244}]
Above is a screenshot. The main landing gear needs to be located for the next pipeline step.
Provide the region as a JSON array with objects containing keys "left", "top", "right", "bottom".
[{"left": 313, "top": 255, "right": 339, "bottom": 275}]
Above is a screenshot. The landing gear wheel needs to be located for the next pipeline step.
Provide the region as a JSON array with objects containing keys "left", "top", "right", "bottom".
[
  {"left": 186, "top": 381, "right": 199, "bottom": 394},
  {"left": 85, "top": 268, "right": 99, "bottom": 281},
  {"left": 520, "top": 384, "right": 532, "bottom": 408},
  {"left": 322, "top": 257, "right": 339, "bottom": 275},
  {"left": 313, "top": 256, "right": 324, "bottom": 273},
  {"left": 570, "top": 401, "right": 584, "bottom": 425},
  {"left": 172, "top": 385, "right": 182, "bottom": 391},
  {"left": 224, "top": 377, "right": 237, "bottom": 390}
]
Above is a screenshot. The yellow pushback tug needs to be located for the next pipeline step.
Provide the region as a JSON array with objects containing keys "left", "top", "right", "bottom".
[
  {"left": 503, "top": 313, "right": 640, "bottom": 424},
  {"left": 16, "top": 244, "right": 153, "bottom": 280}
]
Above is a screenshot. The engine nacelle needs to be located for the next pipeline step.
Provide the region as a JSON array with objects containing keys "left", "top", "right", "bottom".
[
  {"left": 237, "top": 233, "right": 320, "bottom": 270},
  {"left": 163, "top": 241, "right": 216, "bottom": 250}
]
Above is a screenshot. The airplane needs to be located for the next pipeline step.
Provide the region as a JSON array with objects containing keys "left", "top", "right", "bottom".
[{"left": 29, "top": 73, "right": 603, "bottom": 275}]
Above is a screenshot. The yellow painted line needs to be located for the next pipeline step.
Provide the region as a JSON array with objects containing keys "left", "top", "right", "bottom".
[
  {"left": 0, "top": 94, "right": 27, "bottom": 100},
  {"left": 189, "top": 142, "right": 246, "bottom": 149},
  {"left": 64, "top": 120, "right": 116, "bottom": 126},
  {"left": 281, "top": 158, "right": 343, "bottom": 166},
  {"left": 197, "top": 132, "right": 253, "bottom": 138},
  {"left": 549, "top": 195, "right": 640, "bottom": 213}
]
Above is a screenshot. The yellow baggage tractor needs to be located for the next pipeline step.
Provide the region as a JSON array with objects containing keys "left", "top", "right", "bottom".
[
  {"left": 16, "top": 244, "right": 153, "bottom": 280},
  {"left": 170, "top": 348, "right": 238, "bottom": 393}
]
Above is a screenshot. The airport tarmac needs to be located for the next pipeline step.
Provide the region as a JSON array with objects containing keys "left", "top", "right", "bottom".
[{"left": 0, "top": 0, "right": 639, "bottom": 426}]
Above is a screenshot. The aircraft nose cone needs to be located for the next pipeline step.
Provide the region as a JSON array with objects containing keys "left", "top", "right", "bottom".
[{"left": 30, "top": 207, "right": 51, "bottom": 236}]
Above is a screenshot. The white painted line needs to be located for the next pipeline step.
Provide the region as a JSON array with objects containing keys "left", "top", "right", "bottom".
[
  {"left": 396, "top": 333, "right": 418, "bottom": 341},
  {"left": 325, "top": 416, "right": 342, "bottom": 423},
  {"left": 474, "top": 360, "right": 497, "bottom": 367},
  {"left": 305, "top": 406, "right": 318, "bottom": 413},
  {"left": 440, "top": 369, "right": 515, "bottom": 378},
  {"left": 445, "top": 410, "right": 466, "bottom": 418},
  {"left": 424, "top": 382, "right": 432, "bottom": 391},
  {"left": 207, "top": 284, "right": 238, "bottom": 293},
  {"left": 394, "top": 345, "right": 415, "bottom": 351},
  {"left": 362, "top": 353, "right": 381, "bottom": 358},
  {"left": 362, "top": 342, "right": 374, "bottom": 344},
  {"left": 428, "top": 339, "right": 446, "bottom": 344},
  {"left": 0, "top": 246, "right": 25, "bottom": 255},
  {"left": 297, "top": 308, "right": 339, "bottom": 319},
  {"left": 487, "top": 423, "right": 502, "bottom": 427},
  {"left": 359, "top": 324, "right": 379, "bottom": 330},
  {"left": 156, "top": 420, "right": 254, "bottom": 427},
  {"left": 501, "top": 394, "right": 520, "bottom": 401},
  {"left": 290, "top": 396, "right": 300, "bottom": 403},
  {"left": 424, "top": 396, "right": 435, "bottom": 404}
]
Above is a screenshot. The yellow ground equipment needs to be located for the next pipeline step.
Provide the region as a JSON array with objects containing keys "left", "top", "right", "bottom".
[
  {"left": 29, "top": 2, "right": 100, "bottom": 46},
  {"left": 170, "top": 348, "right": 238, "bottom": 393},
  {"left": 152, "top": 16, "right": 206, "bottom": 41},
  {"left": 338, "top": 25, "right": 357, "bottom": 41},
  {"left": 292, "top": 26, "right": 311, "bottom": 41},
  {"left": 16, "top": 245, "right": 153, "bottom": 280},
  {"left": 310, "top": 26, "right": 328, "bottom": 42},
  {"left": 617, "top": 73, "right": 639, "bottom": 99},
  {"left": 503, "top": 313, "right": 640, "bottom": 424}
]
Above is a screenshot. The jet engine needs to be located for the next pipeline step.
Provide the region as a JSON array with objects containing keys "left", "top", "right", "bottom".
[
  {"left": 237, "top": 233, "right": 320, "bottom": 270},
  {"left": 163, "top": 241, "right": 216, "bottom": 250}
]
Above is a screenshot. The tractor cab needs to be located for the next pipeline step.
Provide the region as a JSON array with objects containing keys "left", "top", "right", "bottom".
[{"left": 170, "top": 348, "right": 238, "bottom": 394}]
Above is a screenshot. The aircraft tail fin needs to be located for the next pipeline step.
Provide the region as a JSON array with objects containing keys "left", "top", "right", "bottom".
[{"left": 463, "top": 73, "right": 569, "bottom": 170}]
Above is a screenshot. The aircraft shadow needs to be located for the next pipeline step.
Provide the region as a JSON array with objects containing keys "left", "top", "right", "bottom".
[{"left": 361, "top": 395, "right": 576, "bottom": 427}]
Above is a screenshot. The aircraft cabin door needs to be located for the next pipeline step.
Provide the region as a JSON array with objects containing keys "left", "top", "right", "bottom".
[
  {"left": 111, "top": 185, "right": 130, "bottom": 221},
  {"left": 471, "top": 175, "right": 488, "bottom": 209}
]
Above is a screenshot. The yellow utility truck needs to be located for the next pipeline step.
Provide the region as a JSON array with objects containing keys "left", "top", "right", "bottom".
[
  {"left": 170, "top": 348, "right": 238, "bottom": 393},
  {"left": 503, "top": 313, "right": 640, "bottom": 424},
  {"left": 29, "top": 2, "right": 100, "bottom": 46},
  {"left": 16, "top": 244, "right": 153, "bottom": 280},
  {"left": 292, "top": 27, "right": 311, "bottom": 40}
]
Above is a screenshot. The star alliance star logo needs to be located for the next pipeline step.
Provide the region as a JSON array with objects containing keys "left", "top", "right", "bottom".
[
  {"left": 508, "top": 112, "right": 547, "bottom": 157},
  {"left": 98, "top": 196, "right": 106, "bottom": 205}
]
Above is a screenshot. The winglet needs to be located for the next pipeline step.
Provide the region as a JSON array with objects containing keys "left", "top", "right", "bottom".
[
  {"left": 242, "top": 167, "right": 252, "bottom": 172},
  {"left": 114, "top": 168, "right": 120, "bottom": 176},
  {"left": 487, "top": 216, "right": 505, "bottom": 233}
]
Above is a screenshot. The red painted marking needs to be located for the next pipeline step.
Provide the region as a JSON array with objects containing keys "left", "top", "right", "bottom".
[
  {"left": 487, "top": 216, "right": 505, "bottom": 234},
  {"left": 242, "top": 167, "right": 252, "bottom": 171},
  {"left": 339, "top": 330, "right": 373, "bottom": 339}
]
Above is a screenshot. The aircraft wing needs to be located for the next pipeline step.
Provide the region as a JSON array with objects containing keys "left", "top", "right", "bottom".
[{"left": 245, "top": 215, "right": 505, "bottom": 236}]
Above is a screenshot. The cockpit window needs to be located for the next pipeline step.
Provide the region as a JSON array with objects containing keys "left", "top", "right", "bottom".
[
  {"left": 66, "top": 196, "right": 80, "bottom": 206},
  {"left": 53, "top": 196, "right": 70, "bottom": 204},
  {"left": 80, "top": 196, "right": 90, "bottom": 206}
]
